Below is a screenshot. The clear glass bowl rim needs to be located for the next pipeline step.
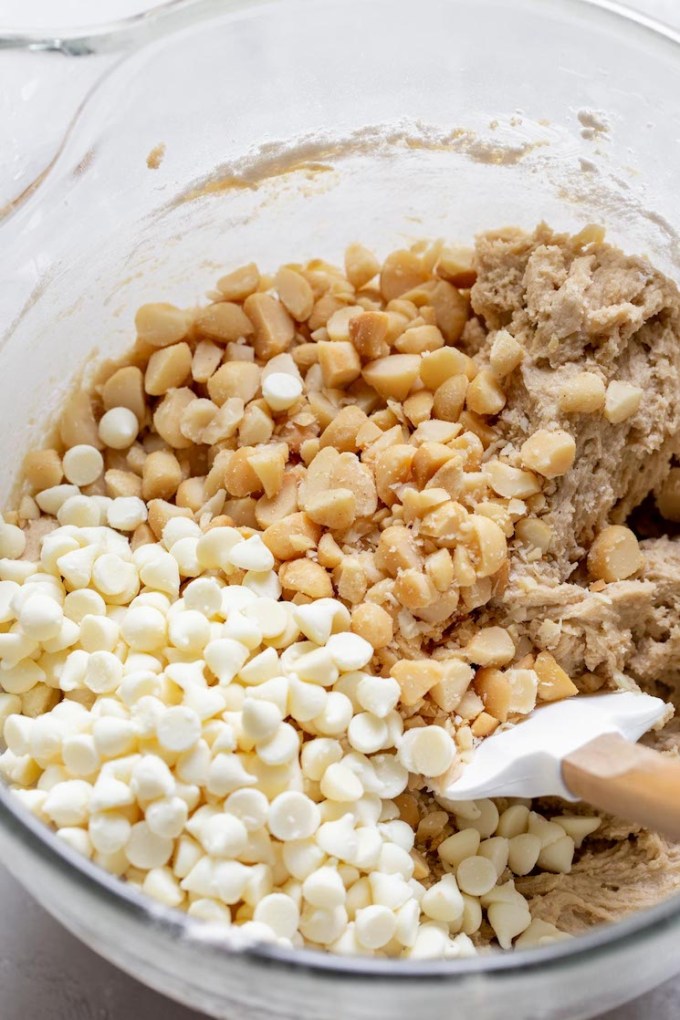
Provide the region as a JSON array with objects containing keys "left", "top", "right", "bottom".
[{"left": 1, "top": 0, "right": 680, "bottom": 986}]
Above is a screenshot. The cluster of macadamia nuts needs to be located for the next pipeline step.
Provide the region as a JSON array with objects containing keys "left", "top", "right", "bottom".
[{"left": 0, "top": 238, "right": 620, "bottom": 954}]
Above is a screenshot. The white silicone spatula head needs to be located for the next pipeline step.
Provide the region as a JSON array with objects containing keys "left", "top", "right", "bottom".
[{"left": 441, "top": 692, "right": 669, "bottom": 801}]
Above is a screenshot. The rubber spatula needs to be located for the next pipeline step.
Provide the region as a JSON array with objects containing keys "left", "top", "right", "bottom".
[{"left": 441, "top": 692, "right": 680, "bottom": 841}]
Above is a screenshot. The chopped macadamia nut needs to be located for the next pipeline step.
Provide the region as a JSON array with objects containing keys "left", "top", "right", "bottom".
[
  {"left": 135, "top": 303, "right": 191, "bottom": 347},
  {"left": 217, "top": 263, "right": 260, "bottom": 301},
  {"left": 350, "top": 603, "right": 393, "bottom": 650},
  {"left": 391, "top": 660, "right": 442, "bottom": 706},
  {"left": 520, "top": 430, "right": 576, "bottom": 479},
  {"left": 318, "top": 342, "right": 362, "bottom": 388},
  {"left": 514, "top": 518, "right": 552, "bottom": 554},
  {"left": 363, "top": 355, "right": 420, "bottom": 402},
  {"left": 244, "top": 293, "right": 295, "bottom": 361},
  {"left": 24, "top": 450, "right": 64, "bottom": 493},
  {"left": 465, "top": 627, "right": 515, "bottom": 667},
  {"left": 466, "top": 371, "right": 506, "bottom": 417},
  {"left": 345, "top": 244, "right": 380, "bottom": 289},
  {"left": 489, "top": 331, "right": 524, "bottom": 377},
  {"left": 534, "top": 652, "right": 579, "bottom": 702},
  {"left": 433, "top": 375, "right": 468, "bottom": 422},
  {"left": 195, "top": 302, "right": 254, "bottom": 343},
  {"left": 275, "top": 267, "right": 315, "bottom": 322},
  {"left": 604, "top": 381, "right": 643, "bottom": 424},
  {"left": 349, "top": 312, "right": 390, "bottom": 361},
  {"left": 587, "top": 525, "right": 643, "bottom": 582},
  {"left": 558, "top": 372, "right": 606, "bottom": 414},
  {"left": 102, "top": 366, "right": 147, "bottom": 421}
]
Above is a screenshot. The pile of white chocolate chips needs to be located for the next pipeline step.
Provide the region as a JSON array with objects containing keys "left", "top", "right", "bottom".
[{"left": 1, "top": 236, "right": 639, "bottom": 958}]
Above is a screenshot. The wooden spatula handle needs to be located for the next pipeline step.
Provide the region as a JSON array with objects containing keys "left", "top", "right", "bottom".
[{"left": 562, "top": 733, "right": 680, "bottom": 842}]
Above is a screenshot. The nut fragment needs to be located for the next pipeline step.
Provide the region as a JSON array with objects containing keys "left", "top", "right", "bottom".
[
  {"left": 391, "top": 659, "right": 442, "bottom": 706},
  {"left": 427, "top": 457, "right": 464, "bottom": 499},
  {"left": 534, "top": 652, "right": 579, "bottom": 702},
  {"left": 464, "top": 514, "right": 507, "bottom": 578},
  {"left": 421, "top": 348, "right": 474, "bottom": 390},
  {"left": 191, "top": 341, "right": 223, "bottom": 384},
  {"left": 474, "top": 668, "right": 511, "bottom": 722},
  {"left": 363, "top": 355, "right": 420, "bottom": 402},
  {"left": 375, "top": 445, "right": 415, "bottom": 506},
  {"left": 195, "top": 302, "right": 254, "bottom": 343},
  {"left": 465, "top": 627, "right": 515, "bottom": 667},
  {"left": 319, "top": 406, "right": 368, "bottom": 453},
  {"left": 604, "top": 381, "right": 642, "bottom": 424},
  {"left": 558, "top": 372, "right": 605, "bottom": 414},
  {"left": 471, "top": 713, "right": 499, "bottom": 738},
  {"left": 403, "top": 391, "right": 434, "bottom": 426},
  {"left": 202, "top": 398, "right": 245, "bottom": 445},
  {"left": 104, "top": 469, "right": 142, "bottom": 498},
  {"left": 395, "top": 325, "right": 444, "bottom": 355},
  {"left": 329, "top": 454, "right": 377, "bottom": 518},
  {"left": 142, "top": 450, "right": 183, "bottom": 501},
  {"left": 207, "top": 361, "right": 261, "bottom": 406},
  {"left": 244, "top": 293, "right": 295, "bottom": 361},
  {"left": 436, "top": 246, "right": 476, "bottom": 288},
  {"left": 318, "top": 342, "right": 362, "bottom": 388},
  {"left": 326, "top": 307, "right": 364, "bottom": 342},
  {"left": 255, "top": 472, "right": 299, "bottom": 529},
  {"left": 247, "top": 444, "right": 288, "bottom": 499},
  {"left": 317, "top": 532, "right": 344, "bottom": 569},
  {"left": 345, "top": 243, "right": 380, "bottom": 289},
  {"left": 60, "top": 391, "right": 101, "bottom": 450},
  {"left": 153, "top": 389, "right": 195, "bottom": 448},
  {"left": 380, "top": 250, "right": 429, "bottom": 302},
  {"left": 489, "top": 331, "right": 523, "bottom": 377},
  {"left": 375, "top": 526, "right": 421, "bottom": 575},
  {"left": 176, "top": 476, "right": 206, "bottom": 512},
  {"left": 144, "top": 342, "right": 192, "bottom": 396},
  {"left": 217, "top": 263, "right": 260, "bottom": 301},
  {"left": 506, "top": 669, "right": 538, "bottom": 715},
  {"left": 587, "top": 525, "right": 643, "bottom": 582},
  {"left": 419, "top": 280, "right": 469, "bottom": 343},
  {"left": 425, "top": 548, "right": 454, "bottom": 592},
  {"left": 305, "top": 489, "right": 357, "bottom": 530},
  {"left": 485, "top": 461, "right": 541, "bottom": 499},
  {"left": 135, "top": 303, "right": 190, "bottom": 347},
  {"left": 466, "top": 370, "right": 506, "bottom": 416},
  {"left": 333, "top": 556, "right": 368, "bottom": 603},
  {"left": 432, "top": 375, "right": 468, "bottom": 422},
  {"left": 520, "top": 429, "right": 576, "bottom": 479},
  {"left": 514, "top": 518, "right": 552, "bottom": 554},
  {"left": 24, "top": 450, "right": 63, "bottom": 493},
  {"left": 279, "top": 558, "right": 333, "bottom": 598},
  {"left": 276, "top": 267, "right": 315, "bottom": 322},
  {"left": 102, "top": 366, "right": 146, "bottom": 422},
  {"left": 394, "top": 569, "right": 436, "bottom": 611},
  {"left": 429, "top": 660, "right": 473, "bottom": 713},
  {"left": 349, "top": 312, "right": 390, "bottom": 361},
  {"left": 224, "top": 448, "right": 264, "bottom": 497},
  {"left": 239, "top": 403, "right": 274, "bottom": 446},
  {"left": 263, "top": 513, "right": 320, "bottom": 561},
  {"left": 413, "top": 443, "right": 455, "bottom": 486},
  {"left": 350, "top": 604, "right": 393, "bottom": 649},
  {"left": 147, "top": 499, "right": 192, "bottom": 538}
]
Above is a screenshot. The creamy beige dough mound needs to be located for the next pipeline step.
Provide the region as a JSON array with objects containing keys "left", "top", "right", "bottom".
[{"left": 1, "top": 223, "right": 680, "bottom": 952}]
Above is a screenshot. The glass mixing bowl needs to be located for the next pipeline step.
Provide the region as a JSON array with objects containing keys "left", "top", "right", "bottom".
[{"left": 2, "top": 0, "right": 680, "bottom": 1016}]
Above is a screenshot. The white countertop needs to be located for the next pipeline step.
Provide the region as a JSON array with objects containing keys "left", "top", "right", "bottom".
[{"left": 2, "top": 2, "right": 680, "bottom": 1017}]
